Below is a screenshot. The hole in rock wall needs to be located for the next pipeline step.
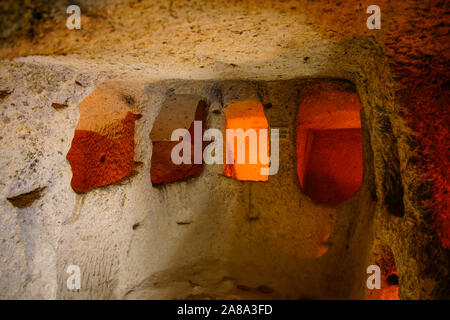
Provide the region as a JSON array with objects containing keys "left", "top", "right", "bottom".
[
  {"left": 66, "top": 83, "right": 142, "bottom": 193},
  {"left": 376, "top": 115, "right": 405, "bottom": 218},
  {"left": 63, "top": 79, "right": 407, "bottom": 300},
  {"left": 297, "top": 82, "right": 363, "bottom": 206},
  {"left": 150, "top": 94, "right": 206, "bottom": 185},
  {"left": 367, "top": 242, "right": 400, "bottom": 300},
  {"left": 223, "top": 100, "right": 269, "bottom": 181},
  {"left": 2, "top": 0, "right": 447, "bottom": 300}
]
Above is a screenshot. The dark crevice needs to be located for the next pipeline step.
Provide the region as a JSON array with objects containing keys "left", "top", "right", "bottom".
[
  {"left": 0, "top": 89, "right": 12, "bottom": 101},
  {"left": 7, "top": 186, "right": 46, "bottom": 208},
  {"left": 377, "top": 115, "right": 405, "bottom": 217},
  {"left": 51, "top": 102, "right": 68, "bottom": 109}
]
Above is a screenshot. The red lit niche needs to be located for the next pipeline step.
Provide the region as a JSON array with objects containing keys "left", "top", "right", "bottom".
[{"left": 297, "top": 82, "right": 363, "bottom": 205}]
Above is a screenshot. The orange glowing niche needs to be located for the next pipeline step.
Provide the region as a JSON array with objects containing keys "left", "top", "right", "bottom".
[
  {"left": 367, "top": 243, "right": 400, "bottom": 300},
  {"left": 223, "top": 100, "right": 269, "bottom": 181},
  {"left": 297, "top": 82, "right": 363, "bottom": 206}
]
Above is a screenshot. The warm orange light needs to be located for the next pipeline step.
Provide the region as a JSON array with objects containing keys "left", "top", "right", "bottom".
[
  {"left": 297, "top": 82, "right": 363, "bottom": 205},
  {"left": 223, "top": 100, "right": 269, "bottom": 181},
  {"left": 367, "top": 243, "right": 400, "bottom": 300},
  {"left": 366, "top": 272, "right": 400, "bottom": 300}
]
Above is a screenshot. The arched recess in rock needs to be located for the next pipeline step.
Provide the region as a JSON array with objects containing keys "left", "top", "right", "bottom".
[
  {"left": 66, "top": 82, "right": 142, "bottom": 193},
  {"left": 150, "top": 94, "right": 206, "bottom": 185},
  {"left": 223, "top": 100, "right": 269, "bottom": 181},
  {"left": 296, "top": 82, "right": 363, "bottom": 206}
]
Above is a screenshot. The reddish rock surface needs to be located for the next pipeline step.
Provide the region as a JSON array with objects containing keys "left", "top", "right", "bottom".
[
  {"left": 67, "top": 112, "right": 141, "bottom": 193},
  {"left": 66, "top": 82, "right": 142, "bottom": 193},
  {"left": 302, "top": 129, "right": 363, "bottom": 206},
  {"left": 150, "top": 96, "right": 205, "bottom": 185},
  {"left": 297, "top": 82, "right": 363, "bottom": 205},
  {"left": 2, "top": 2, "right": 446, "bottom": 242},
  {"left": 304, "top": 0, "right": 449, "bottom": 248},
  {"left": 151, "top": 141, "right": 203, "bottom": 185}
]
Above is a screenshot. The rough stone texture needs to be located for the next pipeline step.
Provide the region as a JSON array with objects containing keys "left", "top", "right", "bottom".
[
  {"left": 366, "top": 240, "right": 400, "bottom": 300},
  {"left": 297, "top": 82, "right": 363, "bottom": 205},
  {"left": 0, "top": 0, "right": 448, "bottom": 300},
  {"left": 302, "top": 128, "right": 362, "bottom": 206},
  {"left": 150, "top": 94, "right": 205, "bottom": 185},
  {"left": 0, "top": 61, "right": 102, "bottom": 299},
  {"left": 66, "top": 81, "right": 143, "bottom": 192}
]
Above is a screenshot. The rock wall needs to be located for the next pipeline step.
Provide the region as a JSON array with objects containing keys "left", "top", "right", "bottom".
[{"left": 0, "top": 0, "right": 448, "bottom": 299}]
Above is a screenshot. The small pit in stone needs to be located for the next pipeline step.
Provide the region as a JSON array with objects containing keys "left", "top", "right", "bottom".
[{"left": 7, "top": 186, "right": 46, "bottom": 208}]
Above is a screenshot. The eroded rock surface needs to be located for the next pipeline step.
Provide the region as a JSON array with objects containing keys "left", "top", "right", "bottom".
[{"left": 0, "top": 0, "right": 448, "bottom": 300}]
